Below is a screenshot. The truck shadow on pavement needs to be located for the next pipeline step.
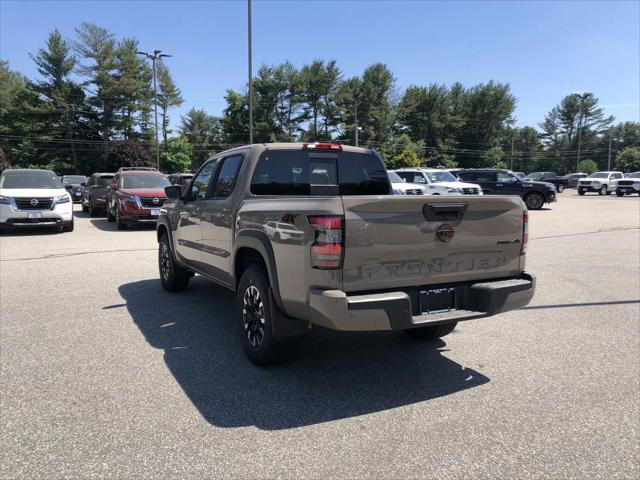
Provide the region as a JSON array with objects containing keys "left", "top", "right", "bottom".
[{"left": 118, "top": 277, "right": 489, "bottom": 430}]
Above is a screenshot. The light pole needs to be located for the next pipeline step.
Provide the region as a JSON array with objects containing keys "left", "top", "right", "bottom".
[
  {"left": 573, "top": 92, "right": 589, "bottom": 172},
  {"left": 247, "top": 0, "right": 253, "bottom": 144},
  {"left": 137, "top": 49, "right": 171, "bottom": 170}
]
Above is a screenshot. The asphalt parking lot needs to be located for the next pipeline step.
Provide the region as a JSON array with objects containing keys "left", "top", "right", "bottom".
[{"left": 1, "top": 191, "right": 639, "bottom": 479}]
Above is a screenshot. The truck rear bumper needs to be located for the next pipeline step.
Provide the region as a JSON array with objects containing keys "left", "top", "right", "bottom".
[{"left": 308, "top": 273, "right": 535, "bottom": 331}]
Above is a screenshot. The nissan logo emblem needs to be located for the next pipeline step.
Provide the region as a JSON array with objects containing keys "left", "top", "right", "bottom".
[
  {"left": 436, "top": 224, "right": 455, "bottom": 243},
  {"left": 30, "top": 198, "right": 39, "bottom": 207},
  {"left": 152, "top": 197, "right": 159, "bottom": 205}
]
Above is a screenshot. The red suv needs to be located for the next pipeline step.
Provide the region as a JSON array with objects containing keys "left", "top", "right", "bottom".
[{"left": 106, "top": 169, "right": 171, "bottom": 229}]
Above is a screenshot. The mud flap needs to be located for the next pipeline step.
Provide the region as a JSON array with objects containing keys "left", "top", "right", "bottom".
[{"left": 269, "top": 288, "right": 308, "bottom": 340}]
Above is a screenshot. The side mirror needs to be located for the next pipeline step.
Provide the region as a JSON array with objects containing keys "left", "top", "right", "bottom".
[
  {"left": 65, "top": 184, "right": 73, "bottom": 191},
  {"left": 81, "top": 182, "right": 86, "bottom": 187},
  {"left": 165, "top": 185, "right": 183, "bottom": 200}
]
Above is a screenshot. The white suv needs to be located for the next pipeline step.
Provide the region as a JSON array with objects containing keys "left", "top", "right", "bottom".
[
  {"left": 0, "top": 169, "right": 74, "bottom": 233},
  {"left": 393, "top": 168, "right": 483, "bottom": 195},
  {"left": 577, "top": 171, "right": 624, "bottom": 196}
]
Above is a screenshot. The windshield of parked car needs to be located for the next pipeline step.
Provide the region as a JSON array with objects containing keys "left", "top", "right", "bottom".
[
  {"left": 63, "top": 175, "right": 86, "bottom": 184},
  {"left": 0, "top": 171, "right": 61, "bottom": 189},
  {"left": 424, "top": 171, "right": 457, "bottom": 183},
  {"left": 588, "top": 172, "right": 609, "bottom": 179},
  {"left": 122, "top": 175, "right": 171, "bottom": 189},
  {"left": 388, "top": 172, "right": 405, "bottom": 183},
  {"left": 98, "top": 176, "right": 114, "bottom": 187}
]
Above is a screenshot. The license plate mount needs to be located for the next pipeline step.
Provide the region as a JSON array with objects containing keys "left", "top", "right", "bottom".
[
  {"left": 419, "top": 287, "right": 456, "bottom": 314},
  {"left": 28, "top": 212, "right": 42, "bottom": 219},
  {"left": 150, "top": 208, "right": 160, "bottom": 216}
]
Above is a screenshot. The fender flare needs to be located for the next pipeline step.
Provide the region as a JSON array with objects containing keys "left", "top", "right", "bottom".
[{"left": 232, "top": 230, "right": 284, "bottom": 312}]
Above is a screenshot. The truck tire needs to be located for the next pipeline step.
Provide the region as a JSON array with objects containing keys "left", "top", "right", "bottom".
[
  {"left": 88, "top": 199, "right": 97, "bottom": 217},
  {"left": 524, "top": 192, "right": 544, "bottom": 210},
  {"left": 578, "top": 188, "right": 586, "bottom": 195},
  {"left": 115, "top": 206, "right": 127, "bottom": 230},
  {"left": 616, "top": 191, "right": 624, "bottom": 197},
  {"left": 405, "top": 322, "right": 457, "bottom": 340},
  {"left": 81, "top": 201, "right": 88, "bottom": 212},
  {"left": 237, "top": 265, "right": 298, "bottom": 366},
  {"left": 62, "top": 218, "right": 74, "bottom": 232},
  {"left": 598, "top": 185, "right": 607, "bottom": 195},
  {"left": 159, "top": 232, "right": 190, "bottom": 292},
  {"left": 557, "top": 184, "right": 565, "bottom": 193}
]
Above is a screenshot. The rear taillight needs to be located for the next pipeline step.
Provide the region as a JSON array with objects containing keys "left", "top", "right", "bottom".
[
  {"left": 521, "top": 210, "right": 528, "bottom": 254},
  {"left": 302, "top": 142, "right": 343, "bottom": 151},
  {"left": 308, "top": 215, "right": 344, "bottom": 269}
]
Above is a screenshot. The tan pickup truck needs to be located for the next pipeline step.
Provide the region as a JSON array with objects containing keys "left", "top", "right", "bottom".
[{"left": 157, "top": 143, "right": 535, "bottom": 365}]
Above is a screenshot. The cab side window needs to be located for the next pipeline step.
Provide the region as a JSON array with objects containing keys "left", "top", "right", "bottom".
[
  {"left": 212, "top": 155, "right": 243, "bottom": 198},
  {"left": 612, "top": 173, "right": 623, "bottom": 180},
  {"left": 497, "top": 172, "right": 516, "bottom": 182},
  {"left": 189, "top": 161, "right": 217, "bottom": 201}
]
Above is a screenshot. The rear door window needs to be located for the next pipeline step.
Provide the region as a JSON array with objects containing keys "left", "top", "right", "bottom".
[
  {"left": 212, "top": 155, "right": 243, "bottom": 198},
  {"left": 250, "top": 150, "right": 389, "bottom": 196}
]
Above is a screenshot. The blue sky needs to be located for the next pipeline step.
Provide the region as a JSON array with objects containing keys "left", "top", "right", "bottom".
[{"left": 1, "top": 0, "right": 638, "bottom": 130}]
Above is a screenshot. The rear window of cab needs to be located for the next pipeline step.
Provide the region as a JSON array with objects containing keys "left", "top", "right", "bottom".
[{"left": 250, "top": 150, "right": 390, "bottom": 196}]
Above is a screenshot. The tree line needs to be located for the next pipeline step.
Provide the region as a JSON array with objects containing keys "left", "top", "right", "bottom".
[{"left": 1, "top": 23, "right": 639, "bottom": 175}]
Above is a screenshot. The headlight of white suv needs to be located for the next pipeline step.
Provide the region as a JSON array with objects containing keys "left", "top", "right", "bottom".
[
  {"left": 446, "top": 187, "right": 462, "bottom": 193},
  {"left": 592, "top": 181, "right": 600, "bottom": 187},
  {"left": 0, "top": 195, "right": 10, "bottom": 205},
  {"left": 54, "top": 194, "right": 70, "bottom": 204},
  {"left": 392, "top": 188, "right": 406, "bottom": 195}
]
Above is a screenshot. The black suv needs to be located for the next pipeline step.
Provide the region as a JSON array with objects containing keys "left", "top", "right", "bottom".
[
  {"left": 453, "top": 169, "right": 557, "bottom": 210},
  {"left": 81, "top": 172, "right": 115, "bottom": 216}
]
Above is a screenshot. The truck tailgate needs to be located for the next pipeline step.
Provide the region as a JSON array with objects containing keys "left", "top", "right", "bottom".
[{"left": 341, "top": 195, "right": 525, "bottom": 293}]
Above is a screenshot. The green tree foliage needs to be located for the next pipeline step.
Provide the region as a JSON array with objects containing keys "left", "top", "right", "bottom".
[
  {"left": 0, "top": 148, "right": 8, "bottom": 172},
  {"left": 105, "top": 140, "right": 152, "bottom": 171},
  {"left": 577, "top": 159, "right": 599, "bottom": 174},
  {"left": 378, "top": 133, "right": 425, "bottom": 166},
  {"left": 160, "top": 136, "right": 191, "bottom": 173},
  {"left": 539, "top": 93, "right": 613, "bottom": 172},
  {"left": 387, "top": 149, "right": 422, "bottom": 169},
  {"left": 28, "top": 29, "right": 90, "bottom": 173},
  {"left": 156, "top": 60, "right": 183, "bottom": 149},
  {"left": 614, "top": 146, "right": 640, "bottom": 172},
  {"left": 180, "top": 108, "right": 224, "bottom": 170}
]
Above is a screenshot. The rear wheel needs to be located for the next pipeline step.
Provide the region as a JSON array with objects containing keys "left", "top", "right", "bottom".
[
  {"left": 237, "top": 265, "right": 298, "bottom": 365},
  {"left": 524, "top": 192, "right": 544, "bottom": 210},
  {"left": 159, "top": 232, "right": 190, "bottom": 292},
  {"left": 405, "top": 322, "right": 457, "bottom": 340}
]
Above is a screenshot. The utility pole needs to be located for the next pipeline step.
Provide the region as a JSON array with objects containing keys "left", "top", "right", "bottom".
[
  {"left": 574, "top": 92, "right": 589, "bottom": 172},
  {"left": 607, "top": 128, "right": 613, "bottom": 170},
  {"left": 354, "top": 99, "right": 358, "bottom": 147},
  {"left": 248, "top": 0, "right": 253, "bottom": 144},
  {"left": 510, "top": 135, "right": 515, "bottom": 171},
  {"left": 137, "top": 50, "right": 172, "bottom": 170}
]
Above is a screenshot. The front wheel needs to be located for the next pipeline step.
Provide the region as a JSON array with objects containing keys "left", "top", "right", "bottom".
[
  {"left": 62, "top": 218, "right": 74, "bottom": 232},
  {"left": 88, "top": 199, "right": 97, "bottom": 217},
  {"left": 115, "top": 205, "right": 127, "bottom": 230},
  {"left": 578, "top": 188, "right": 586, "bottom": 196},
  {"left": 159, "top": 232, "right": 190, "bottom": 292},
  {"left": 106, "top": 201, "right": 115, "bottom": 222},
  {"left": 405, "top": 322, "right": 457, "bottom": 340},
  {"left": 599, "top": 185, "right": 607, "bottom": 195},
  {"left": 524, "top": 192, "right": 545, "bottom": 210},
  {"left": 81, "top": 200, "right": 88, "bottom": 212},
  {"left": 557, "top": 184, "right": 565, "bottom": 193},
  {"left": 616, "top": 191, "right": 624, "bottom": 197},
  {"left": 237, "top": 265, "right": 298, "bottom": 365}
]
